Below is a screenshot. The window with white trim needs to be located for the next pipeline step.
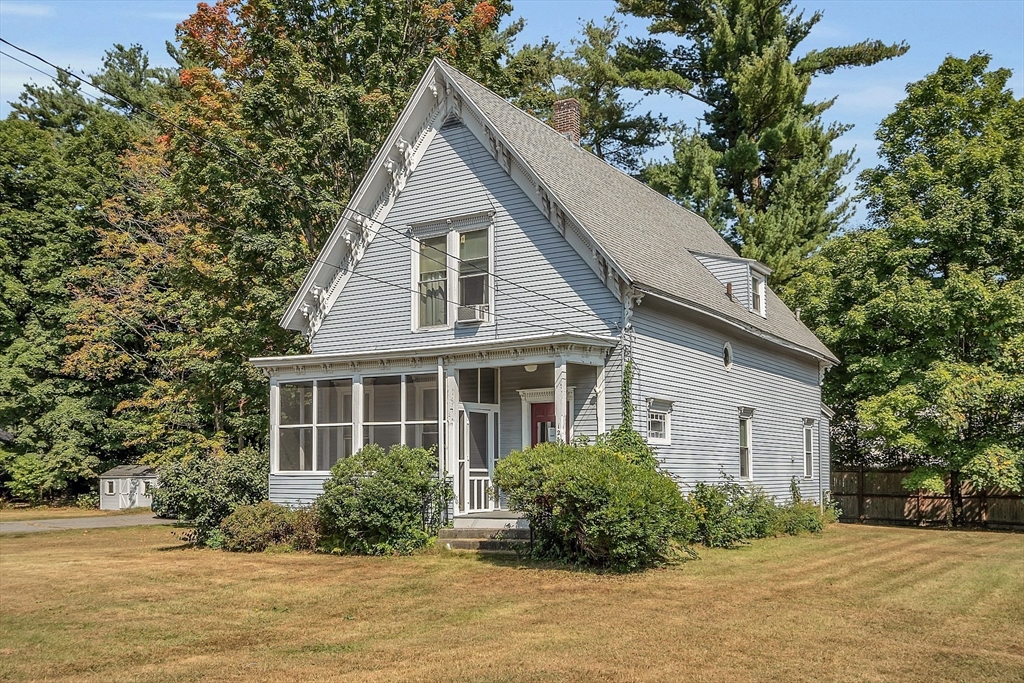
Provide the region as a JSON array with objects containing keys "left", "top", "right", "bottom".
[
  {"left": 646, "top": 399, "right": 672, "bottom": 445},
  {"left": 278, "top": 380, "right": 353, "bottom": 472},
  {"left": 105, "top": 480, "right": 115, "bottom": 495},
  {"left": 363, "top": 374, "right": 440, "bottom": 452},
  {"left": 751, "top": 272, "right": 766, "bottom": 316},
  {"left": 418, "top": 235, "right": 447, "bottom": 327},
  {"left": 803, "top": 422, "right": 814, "bottom": 479},
  {"left": 739, "top": 415, "right": 752, "bottom": 479},
  {"left": 458, "top": 228, "right": 489, "bottom": 322},
  {"left": 412, "top": 219, "right": 493, "bottom": 329}
]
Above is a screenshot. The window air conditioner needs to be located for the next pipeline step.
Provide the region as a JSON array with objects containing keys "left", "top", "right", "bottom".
[{"left": 457, "top": 304, "right": 488, "bottom": 323}]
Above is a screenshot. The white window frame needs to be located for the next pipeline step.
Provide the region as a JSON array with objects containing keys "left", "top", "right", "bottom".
[
  {"left": 803, "top": 420, "right": 815, "bottom": 479},
  {"left": 410, "top": 215, "right": 494, "bottom": 331},
  {"left": 739, "top": 410, "right": 754, "bottom": 480},
  {"left": 362, "top": 373, "right": 440, "bottom": 450},
  {"left": 274, "top": 378, "right": 354, "bottom": 474},
  {"left": 646, "top": 399, "right": 672, "bottom": 445},
  {"left": 751, "top": 271, "right": 766, "bottom": 317},
  {"left": 104, "top": 480, "right": 115, "bottom": 495}
]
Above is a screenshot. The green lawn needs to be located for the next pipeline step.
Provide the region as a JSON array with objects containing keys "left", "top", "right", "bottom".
[{"left": 0, "top": 523, "right": 1021, "bottom": 682}]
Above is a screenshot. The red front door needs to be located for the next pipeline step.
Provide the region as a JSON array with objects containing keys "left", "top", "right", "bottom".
[{"left": 531, "top": 402, "right": 556, "bottom": 447}]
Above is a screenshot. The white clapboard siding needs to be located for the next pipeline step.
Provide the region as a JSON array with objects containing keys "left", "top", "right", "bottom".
[
  {"left": 311, "top": 121, "right": 621, "bottom": 354},
  {"left": 630, "top": 298, "right": 824, "bottom": 502},
  {"left": 269, "top": 473, "right": 328, "bottom": 508}
]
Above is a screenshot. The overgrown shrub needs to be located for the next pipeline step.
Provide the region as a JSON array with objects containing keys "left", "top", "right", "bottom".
[
  {"left": 688, "top": 477, "right": 833, "bottom": 548},
  {"left": 494, "top": 442, "right": 693, "bottom": 572},
  {"left": 152, "top": 448, "right": 268, "bottom": 545},
  {"left": 317, "top": 444, "right": 450, "bottom": 556},
  {"left": 220, "top": 501, "right": 294, "bottom": 552},
  {"left": 289, "top": 506, "right": 323, "bottom": 552}
]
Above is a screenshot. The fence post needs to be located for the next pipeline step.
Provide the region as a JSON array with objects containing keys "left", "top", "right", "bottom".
[
  {"left": 858, "top": 467, "right": 865, "bottom": 523},
  {"left": 981, "top": 488, "right": 988, "bottom": 529}
]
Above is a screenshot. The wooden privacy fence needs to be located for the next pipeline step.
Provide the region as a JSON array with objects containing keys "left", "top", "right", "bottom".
[{"left": 831, "top": 467, "right": 1024, "bottom": 529}]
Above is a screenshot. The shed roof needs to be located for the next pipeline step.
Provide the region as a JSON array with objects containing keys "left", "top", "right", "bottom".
[{"left": 99, "top": 465, "right": 157, "bottom": 478}]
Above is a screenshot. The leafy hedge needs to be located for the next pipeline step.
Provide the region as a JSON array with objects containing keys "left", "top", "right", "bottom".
[
  {"left": 494, "top": 442, "right": 694, "bottom": 572},
  {"left": 151, "top": 448, "right": 268, "bottom": 545},
  {"left": 688, "top": 478, "right": 835, "bottom": 548},
  {"left": 317, "top": 444, "right": 451, "bottom": 555}
]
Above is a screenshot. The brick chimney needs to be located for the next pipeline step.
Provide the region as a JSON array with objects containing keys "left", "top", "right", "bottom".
[{"left": 552, "top": 98, "right": 581, "bottom": 144}]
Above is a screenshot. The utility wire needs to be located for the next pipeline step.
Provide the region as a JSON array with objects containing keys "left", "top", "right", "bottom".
[{"left": 0, "top": 37, "right": 620, "bottom": 335}]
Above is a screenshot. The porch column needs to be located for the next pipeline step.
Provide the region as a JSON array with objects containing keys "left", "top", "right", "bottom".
[
  {"left": 596, "top": 361, "right": 606, "bottom": 435},
  {"left": 444, "top": 364, "right": 459, "bottom": 479},
  {"left": 436, "top": 357, "right": 445, "bottom": 475},
  {"left": 554, "top": 356, "right": 568, "bottom": 443}
]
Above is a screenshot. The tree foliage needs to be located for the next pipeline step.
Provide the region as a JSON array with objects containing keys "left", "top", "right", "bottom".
[
  {"left": 508, "top": 17, "right": 687, "bottom": 172},
  {"left": 618, "top": 0, "right": 907, "bottom": 283},
  {"left": 788, "top": 55, "right": 1024, "bottom": 508},
  {"left": 0, "top": 46, "right": 171, "bottom": 501}
]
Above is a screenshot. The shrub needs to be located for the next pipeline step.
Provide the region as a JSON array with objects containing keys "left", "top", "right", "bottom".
[
  {"left": 688, "top": 477, "right": 834, "bottom": 547},
  {"left": 317, "top": 444, "right": 450, "bottom": 555},
  {"left": 152, "top": 448, "right": 268, "bottom": 545},
  {"left": 494, "top": 443, "right": 693, "bottom": 572},
  {"left": 220, "top": 501, "right": 294, "bottom": 552},
  {"left": 289, "top": 506, "right": 322, "bottom": 552}
]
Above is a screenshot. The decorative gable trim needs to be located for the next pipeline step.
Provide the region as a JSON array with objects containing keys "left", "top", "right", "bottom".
[{"left": 281, "top": 59, "right": 636, "bottom": 340}]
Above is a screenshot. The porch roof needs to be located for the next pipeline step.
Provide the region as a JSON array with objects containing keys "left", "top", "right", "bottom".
[{"left": 249, "top": 332, "right": 619, "bottom": 372}]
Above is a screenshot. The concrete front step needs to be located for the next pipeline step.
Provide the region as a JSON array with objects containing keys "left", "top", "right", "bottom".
[
  {"left": 441, "top": 538, "right": 527, "bottom": 552},
  {"left": 438, "top": 528, "right": 531, "bottom": 541}
]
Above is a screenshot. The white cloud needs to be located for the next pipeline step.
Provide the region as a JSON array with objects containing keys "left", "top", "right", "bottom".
[{"left": 0, "top": 3, "right": 53, "bottom": 18}]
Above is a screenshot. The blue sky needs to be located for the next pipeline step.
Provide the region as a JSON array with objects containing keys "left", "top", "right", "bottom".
[{"left": 1, "top": 0, "right": 1022, "bottom": 220}]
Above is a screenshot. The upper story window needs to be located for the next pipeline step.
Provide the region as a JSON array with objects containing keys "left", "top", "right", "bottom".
[
  {"left": 412, "top": 217, "right": 493, "bottom": 329},
  {"left": 458, "top": 229, "right": 489, "bottom": 322},
  {"left": 751, "top": 272, "right": 766, "bottom": 316},
  {"left": 418, "top": 236, "right": 448, "bottom": 327}
]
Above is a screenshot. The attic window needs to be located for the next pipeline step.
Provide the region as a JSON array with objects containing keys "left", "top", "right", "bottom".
[{"left": 751, "top": 273, "right": 766, "bottom": 316}]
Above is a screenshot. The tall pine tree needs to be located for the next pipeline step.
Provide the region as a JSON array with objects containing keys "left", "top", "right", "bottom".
[{"left": 618, "top": 0, "right": 907, "bottom": 283}]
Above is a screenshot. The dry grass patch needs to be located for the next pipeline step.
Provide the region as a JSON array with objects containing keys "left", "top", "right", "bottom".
[{"left": 0, "top": 524, "right": 1021, "bottom": 683}]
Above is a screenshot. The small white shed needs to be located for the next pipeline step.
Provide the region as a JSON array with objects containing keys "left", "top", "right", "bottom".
[{"left": 98, "top": 465, "right": 158, "bottom": 511}]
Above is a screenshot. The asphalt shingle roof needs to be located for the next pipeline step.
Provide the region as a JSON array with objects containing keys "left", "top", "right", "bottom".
[
  {"left": 439, "top": 62, "right": 837, "bottom": 363},
  {"left": 99, "top": 465, "right": 157, "bottom": 478}
]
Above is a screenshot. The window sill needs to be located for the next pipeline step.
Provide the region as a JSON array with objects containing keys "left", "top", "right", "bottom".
[
  {"left": 413, "top": 324, "right": 453, "bottom": 333},
  {"left": 649, "top": 439, "right": 671, "bottom": 446}
]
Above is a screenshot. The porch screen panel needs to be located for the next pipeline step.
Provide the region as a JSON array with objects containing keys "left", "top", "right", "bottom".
[
  {"left": 406, "top": 374, "right": 439, "bottom": 451},
  {"left": 459, "top": 369, "right": 479, "bottom": 404},
  {"left": 469, "top": 412, "right": 488, "bottom": 470},
  {"left": 364, "top": 376, "right": 402, "bottom": 451},
  {"left": 279, "top": 382, "right": 313, "bottom": 471}
]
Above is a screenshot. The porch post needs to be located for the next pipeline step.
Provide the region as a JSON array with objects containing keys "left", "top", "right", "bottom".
[
  {"left": 444, "top": 364, "right": 459, "bottom": 509},
  {"left": 596, "top": 361, "right": 606, "bottom": 435},
  {"left": 554, "top": 356, "right": 568, "bottom": 443},
  {"left": 436, "top": 356, "right": 445, "bottom": 475}
]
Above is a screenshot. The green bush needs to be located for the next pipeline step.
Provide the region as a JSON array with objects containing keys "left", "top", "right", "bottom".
[
  {"left": 289, "top": 506, "right": 322, "bottom": 552},
  {"left": 316, "top": 444, "right": 450, "bottom": 555},
  {"left": 494, "top": 442, "right": 693, "bottom": 572},
  {"left": 688, "top": 477, "right": 833, "bottom": 547},
  {"left": 151, "top": 448, "right": 268, "bottom": 545},
  {"left": 220, "top": 501, "right": 294, "bottom": 552}
]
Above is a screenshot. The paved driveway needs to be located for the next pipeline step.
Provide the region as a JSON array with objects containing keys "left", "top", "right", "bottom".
[{"left": 0, "top": 513, "right": 175, "bottom": 535}]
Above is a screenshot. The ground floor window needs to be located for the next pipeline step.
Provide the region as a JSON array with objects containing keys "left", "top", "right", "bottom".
[
  {"left": 739, "top": 415, "right": 752, "bottom": 479},
  {"left": 803, "top": 422, "right": 814, "bottom": 479}
]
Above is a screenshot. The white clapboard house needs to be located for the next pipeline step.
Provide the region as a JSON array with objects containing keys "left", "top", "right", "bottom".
[{"left": 250, "top": 59, "right": 838, "bottom": 523}]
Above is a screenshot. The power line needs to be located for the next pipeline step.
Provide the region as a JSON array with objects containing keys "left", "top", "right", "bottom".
[{"left": 0, "top": 37, "right": 621, "bottom": 335}]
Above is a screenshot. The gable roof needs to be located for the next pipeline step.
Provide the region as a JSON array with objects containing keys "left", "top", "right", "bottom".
[
  {"left": 281, "top": 58, "right": 836, "bottom": 365},
  {"left": 99, "top": 465, "right": 157, "bottom": 479},
  {"left": 437, "top": 62, "right": 836, "bottom": 363}
]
